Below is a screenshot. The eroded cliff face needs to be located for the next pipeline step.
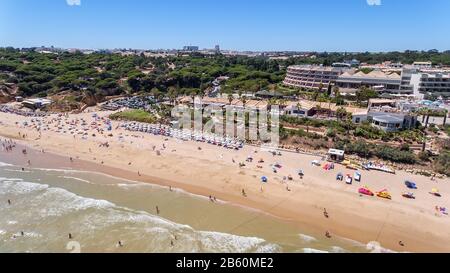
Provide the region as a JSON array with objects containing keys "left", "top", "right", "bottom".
[
  {"left": 81, "top": 92, "right": 99, "bottom": 106},
  {"left": 0, "top": 83, "right": 17, "bottom": 103}
]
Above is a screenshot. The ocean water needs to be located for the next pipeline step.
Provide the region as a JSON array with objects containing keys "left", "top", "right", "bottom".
[{"left": 0, "top": 162, "right": 373, "bottom": 253}]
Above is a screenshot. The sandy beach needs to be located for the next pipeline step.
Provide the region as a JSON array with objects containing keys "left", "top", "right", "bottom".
[{"left": 1, "top": 110, "right": 450, "bottom": 252}]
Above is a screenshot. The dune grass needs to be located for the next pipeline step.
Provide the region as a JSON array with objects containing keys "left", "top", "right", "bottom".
[{"left": 110, "top": 109, "right": 156, "bottom": 124}]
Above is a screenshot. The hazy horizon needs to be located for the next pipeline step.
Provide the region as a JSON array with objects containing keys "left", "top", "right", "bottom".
[{"left": 1, "top": 0, "right": 450, "bottom": 52}]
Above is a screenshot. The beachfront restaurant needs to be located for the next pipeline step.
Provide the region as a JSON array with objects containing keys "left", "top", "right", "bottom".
[
  {"left": 368, "top": 112, "right": 416, "bottom": 132},
  {"left": 22, "top": 98, "right": 53, "bottom": 110},
  {"left": 283, "top": 103, "right": 314, "bottom": 117},
  {"left": 327, "top": 149, "right": 345, "bottom": 162}
]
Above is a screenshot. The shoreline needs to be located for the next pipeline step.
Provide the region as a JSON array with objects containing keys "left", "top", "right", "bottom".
[{"left": 1, "top": 111, "right": 450, "bottom": 252}]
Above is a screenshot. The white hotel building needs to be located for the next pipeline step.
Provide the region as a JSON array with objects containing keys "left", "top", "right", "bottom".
[
  {"left": 283, "top": 65, "right": 346, "bottom": 90},
  {"left": 410, "top": 72, "right": 450, "bottom": 99},
  {"left": 283, "top": 64, "right": 450, "bottom": 98}
]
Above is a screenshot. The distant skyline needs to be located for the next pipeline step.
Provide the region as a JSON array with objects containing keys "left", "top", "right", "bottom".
[{"left": 1, "top": 0, "right": 450, "bottom": 52}]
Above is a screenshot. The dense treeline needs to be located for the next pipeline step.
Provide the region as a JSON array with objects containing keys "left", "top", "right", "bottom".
[
  {"left": 285, "top": 50, "right": 450, "bottom": 66},
  {"left": 0, "top": 48, "right": 284, "bottom": 101},
  {"left": 2, "top": 48, "right": 450, "bottom": 103}
]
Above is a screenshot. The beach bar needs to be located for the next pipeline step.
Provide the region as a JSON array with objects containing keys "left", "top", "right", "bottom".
[
  {"left": 22, "top": 98, "right": 53, "bottom": 110},
  {"left": 327, "top": 149, "right": 345, "bottom": 162}
]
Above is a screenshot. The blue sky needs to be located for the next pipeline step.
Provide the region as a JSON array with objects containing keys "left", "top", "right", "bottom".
[{"left": 0, "top": 0, "right": 449, "bottom": 52}]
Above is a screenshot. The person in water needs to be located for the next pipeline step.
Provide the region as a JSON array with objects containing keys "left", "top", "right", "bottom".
[{"left": 7, "top": 199, "right": 11, "bottom": 205}]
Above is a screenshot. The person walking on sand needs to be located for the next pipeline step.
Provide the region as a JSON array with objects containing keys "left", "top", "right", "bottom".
[
  {"left": 69, "top": 233, "right": 73, "bottom": 239},
  {"left": 118, "top": 241, "right": 123, "bottom": 247},
  {"left": 242, "top": 189, "right": 246, "bottom": 197},
  {"left": 323, "top": 208, "right": 329, "bottom": 219},
  {"left": 325, "top": 231, "right": 332, "bottom": 239},
  {"left": 156, "top": 206, "right": 160, "bottom": 215}
]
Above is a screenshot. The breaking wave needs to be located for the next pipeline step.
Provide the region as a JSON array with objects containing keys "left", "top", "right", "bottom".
[{"left": 0, "top": 179, "right": 281, "bottom": 253}]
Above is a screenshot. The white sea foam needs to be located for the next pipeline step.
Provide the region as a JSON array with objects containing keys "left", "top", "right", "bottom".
[
  {"left": 330, "top": 246, "right": 347, "bottom": 253},
  {"left": 299, "top": 233, "right": 317, "bottom": 243},
  {"left": 12, "top": 231, "right": 43, "bottom": 238},
  {"left": 60, "top": 176, "right": 92, "bottom": 184},
  {"left": 302, "top": 248, "right": 329, "bottom": 253},
  {"left": 0, "top": 173, "right": 300, "bottom": 253},
  {"left": 145, "top": 227, "right": 171, "bottom": 234},
  {"left": 4, "top": 168, "right": 32, "bottom": 173},
  {"left": 34, "top": 187, "right": 116, "bottom": 217},
  {"left": 198, "top": 231, "right": 281, "bottom": 253},
  {"left": 0, "top": 177, "right": 24, "bottom": 182},
  {"left": 0, "top": 162, "right": 12, "bottom": 167},
  {"left": 34, "top": 167, "right": 78, "bottom": 173},
  {"left": 366, "top": 241, "right": 396, "bottom": 253},
  {"left": 0, "top": 180, "right": 48, "bottom": 195}
]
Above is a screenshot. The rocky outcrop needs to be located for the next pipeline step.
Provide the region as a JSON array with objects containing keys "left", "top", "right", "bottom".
[
  {"left": 0, "top": 83, "right": 16, "bottom": 103},
  {"left": 81, "top": 92, "right": 98, "bottom": 107}
]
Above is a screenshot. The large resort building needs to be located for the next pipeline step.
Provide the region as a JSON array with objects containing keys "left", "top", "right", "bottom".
[
  {"left": 335, "top": 70, "right": 402, "bottom": 94},
  {"left": 410, "top": 72, "right": 450, "bottom": 98},
  {"left": 283, "top": 64, "right": 450, "bottom": 98},
  {"left": 283, "top": 65, "right": 345, "bottom": 91}
]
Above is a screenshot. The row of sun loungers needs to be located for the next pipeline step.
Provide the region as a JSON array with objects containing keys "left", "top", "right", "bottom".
[{"left": 121, "top": 122, "right": 244, "bottom": 150}]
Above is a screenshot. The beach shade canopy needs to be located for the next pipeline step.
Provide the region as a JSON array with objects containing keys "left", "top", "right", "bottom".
[
  {"left": 311, "top": 160, "right": 321, "bottom": 166},
  {"left": 261, "top": 176, "right": 268, "bottom": 183},
  {"left": 430, "top": 188, "right": 442, "bottom": 197},
  {"left": 405, "top": 181, "right": 417, "bottom": 189}
]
